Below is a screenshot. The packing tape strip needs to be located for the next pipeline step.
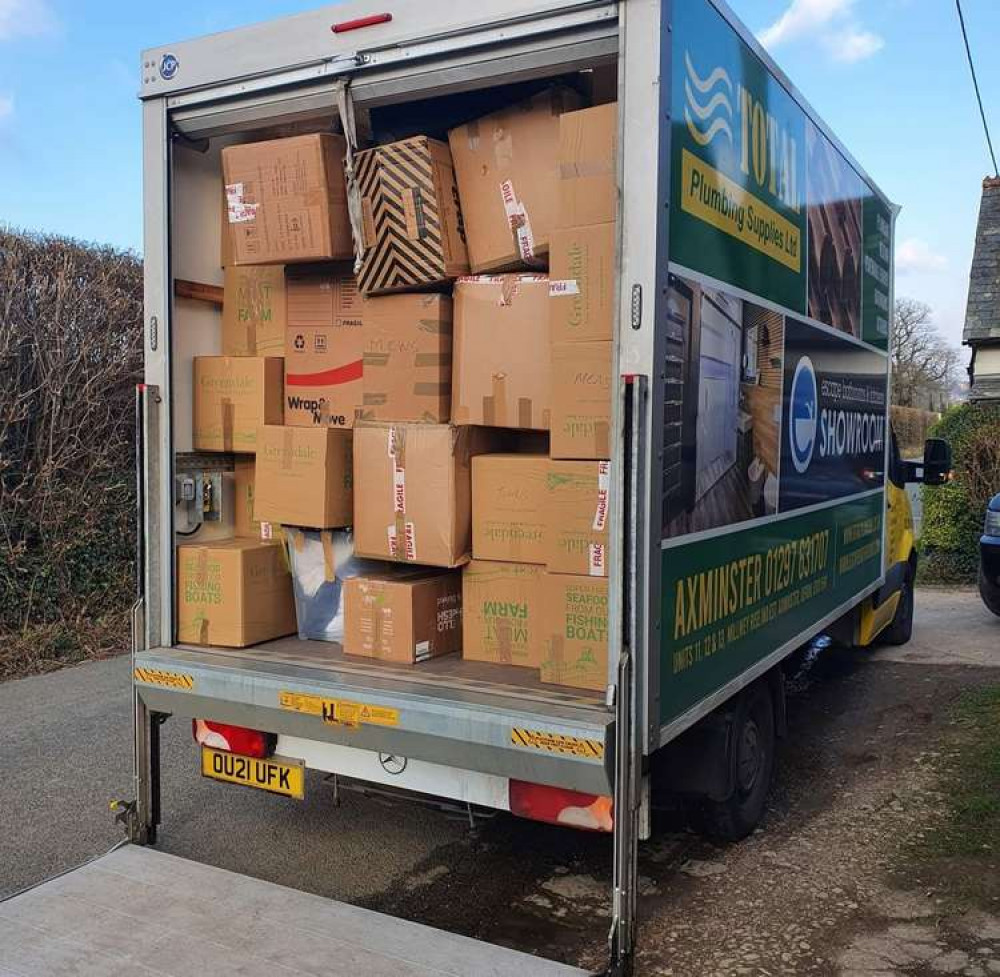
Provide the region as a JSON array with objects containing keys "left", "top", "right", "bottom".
[
  {"left": 221, "top": 399, "right": 234, "bottom": 452},
  {"left": 282, "top": 426, "right": 295, "bottom": 470},
  {"left": 321, "top": 531, "right": 336, "bottom": 583},
  {"left": 549, "top": 634, "right": 565, "bottom": 673},
  {"left": 558, "top": 159, "right": 614, "bottom": 180},
  {"left": 517, "top": 397, "right": 534, "bottom": 429},
  {"left": 496, "top": 617, "right": 513, "bottom": 665}
]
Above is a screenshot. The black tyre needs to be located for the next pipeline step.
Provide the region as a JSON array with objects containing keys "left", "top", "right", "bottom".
[
  {"left": 696, "top": 682, "right": 775, "bottom": 842},
  {"left": 980, "top": 567, "right": 1000, "bottom": 618},
  {"left": 882, "top": 572, "right": 915, "bottom": 645}
]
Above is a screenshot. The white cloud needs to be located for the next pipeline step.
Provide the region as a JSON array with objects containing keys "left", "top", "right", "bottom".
[
  {"left": 759, "top": 0, "right": 883, "bottom": 64},
  {"left": 0, "top": 0, "right": 57, "bottom": 41},
  {"left": 897, "top": 238, "right": 948, "bottom": 275},
  {"left": 0, "top": 93, "right": 12, "bottom": 122},
  {"left": 824, "top": 28, "right": 884, "bottom": 63}
]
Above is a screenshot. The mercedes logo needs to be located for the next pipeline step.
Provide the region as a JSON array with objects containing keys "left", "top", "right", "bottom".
[{"left": 378, "top": 753, "right": 407, "bottom": 775}]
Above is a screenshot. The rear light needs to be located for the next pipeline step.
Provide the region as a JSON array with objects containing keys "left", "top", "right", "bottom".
[
  {"left": 509, "top": 781, "right": 613, "bottom": 832},
  {"left": 192, "top": 720, "right": 275, "bottom": 759},
  {"left": 331, "top": 12, "right": 392, "bottom": 33}
]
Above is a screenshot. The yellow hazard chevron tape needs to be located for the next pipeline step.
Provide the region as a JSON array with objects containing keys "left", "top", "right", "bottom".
[
  {"left": 511, "top": 727, "right": 604, "bottom": 759},
  {"left": 134, "top": 667, "right": 195, "bottom": 691}
]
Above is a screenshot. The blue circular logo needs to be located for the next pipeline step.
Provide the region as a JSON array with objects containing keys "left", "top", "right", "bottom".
[
  {"left": 159, "top": 54, "right": 179, "bottom": 80},
  {"left": 789, "top": 355, "right": 818, "bottom": 474}
]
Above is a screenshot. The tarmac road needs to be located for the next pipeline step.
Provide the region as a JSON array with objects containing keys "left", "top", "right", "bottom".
[{"left": 0, "top": 586, "right": 996, "bottom": 970}]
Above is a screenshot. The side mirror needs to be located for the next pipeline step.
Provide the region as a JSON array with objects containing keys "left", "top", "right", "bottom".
[{"left": 922, "top": 438, "right": 952, "bottom": 486}]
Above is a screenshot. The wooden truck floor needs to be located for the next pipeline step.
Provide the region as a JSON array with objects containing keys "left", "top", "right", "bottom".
[{"left": 0, "top": 845, "right": 588, "bottom": 977}]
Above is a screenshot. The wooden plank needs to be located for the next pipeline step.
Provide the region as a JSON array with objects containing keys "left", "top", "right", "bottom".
[
  {"left": 175, "top": 279, "right": 224, "bottom": 305},
  {"left": 0, "top": 847, "right": 587, "bottom": 977}
]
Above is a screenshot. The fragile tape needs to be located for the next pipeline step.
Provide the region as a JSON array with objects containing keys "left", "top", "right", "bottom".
[
  {"left": 593, "top": 461, "right": 611, "bottom": 531},
  {"left": 588, "top": 542, "right": 606, "bottom": 576}
]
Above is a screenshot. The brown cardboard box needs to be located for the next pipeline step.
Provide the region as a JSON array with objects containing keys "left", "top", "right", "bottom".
[
  {"left": 549, "top": 223, "right": 615, "bottom": 344},
  {"left": 233, "top": 457, "right": 259, "bottom": 538},
  {"left": 359, "top": 293, "right": 452, "bottom": 423},
  {"left": 472, "top": 454, "right": 548, "bottom": 564},
  {"left": 344, "top": 567, "right": 462, "bottom": 663},
  {"left": 193, "top": 357, "right": 284, "bottom": 453},
  {"left": 356, "top": 136, "right": 469, "bottom": 294},
  {"left": 222, "top": 265, "right": 286, "bottom": 356},
  {"left": 222, "top": 134, "right": 352, "bottom": 265},
  {"left": 545, "top": 460, "right": 610, "bottom": 576},
  {"left": 462, "top": 560, "right": 544, "bottom": 668},
  {"left": 353, "top": 422, "right": 495, "bottom": 568},
  {"left": 540, "top": 573, "right": 609, "bottom": 691},
  {"left": 176, "top": 539, "right": 296, "bottom": 648},
  {"left": 557, "top": 103, "right": 618, "bottom": 229},
  {"left": 452, "top": 276, "right": 550, "bottom": 430},
  {"left": 448, "top": 87, "right": 583, "bottom": 272},
  {"left": 254, "top": 425, "right": 353, "bottom": 529},
  {"left": 550, "top": 341, "right": 612, "bottom": 459},
  {"left": 285, "top": 265, "right": 364, "bottom": 428}
]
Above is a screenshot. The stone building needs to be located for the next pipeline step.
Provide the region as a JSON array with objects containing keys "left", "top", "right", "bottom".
[{"left": 964, "top": 175, "right": 1000, "bottom": 400}]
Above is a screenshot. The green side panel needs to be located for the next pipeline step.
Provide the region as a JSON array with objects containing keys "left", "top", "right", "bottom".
[
  {"left": 659, "top": 494, "right": 883, "bottom": 724},
  {"left": 862, "top": 195, "right": 893, "bottom": 349},
  {"left": 669, "top": 0, "right": 808, "bottom": 313}
]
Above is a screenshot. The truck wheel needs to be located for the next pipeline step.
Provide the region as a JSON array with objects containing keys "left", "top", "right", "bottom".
[
  {"left": 980, "top": 568, "right": 1000, "bottom": 618},
  {"left": 695, "top": 682, "right": 775, "bottom": 842},
  {"left": 882, "top": 572, "right": 915, "bottom": 645}
]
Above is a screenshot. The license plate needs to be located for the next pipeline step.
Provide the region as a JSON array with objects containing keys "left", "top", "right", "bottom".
[{"left": 200, "top": 748, "right": 305, "bottom": 799}]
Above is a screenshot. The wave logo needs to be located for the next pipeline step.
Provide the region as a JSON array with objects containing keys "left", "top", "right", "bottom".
[
  {"left": 789, "top": 356, "right": 818, "bottom": 474},
  {"left": 684, "top": 51, "right": 734, "bottom": 148}
]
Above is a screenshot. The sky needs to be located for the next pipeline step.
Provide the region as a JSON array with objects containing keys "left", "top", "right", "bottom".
[{"left": 0, "top": 0, "right": 997, "bottom": 351}]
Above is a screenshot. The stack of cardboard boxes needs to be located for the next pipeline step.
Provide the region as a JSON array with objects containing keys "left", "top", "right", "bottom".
[{"left": 178, "top": 91, "right": 617, "bottom": 693}]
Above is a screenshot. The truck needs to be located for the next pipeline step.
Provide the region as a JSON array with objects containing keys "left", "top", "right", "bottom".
[{"left": 1, "top": 2, "right": 952, "bottom": 975}]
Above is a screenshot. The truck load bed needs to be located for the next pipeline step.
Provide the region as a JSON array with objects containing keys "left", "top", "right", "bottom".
[{"left": 0, "top": 846, "right": 586, "bottom": 976}]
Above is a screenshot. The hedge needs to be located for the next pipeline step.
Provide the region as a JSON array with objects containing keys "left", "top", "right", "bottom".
[{"left": 920, "top": 401, "right": 1000, "bottom": 584}]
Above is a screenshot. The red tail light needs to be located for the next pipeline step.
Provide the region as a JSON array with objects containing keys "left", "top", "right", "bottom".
[
  {"left": 192, "top": 720, "right": 275, "bottom": 759},
  {"left": 509, "top": 781, "right": 613, "bottom": 832}
]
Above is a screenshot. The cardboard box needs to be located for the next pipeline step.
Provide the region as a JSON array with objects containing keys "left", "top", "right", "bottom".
[
  {"left": 359, "top": 293, "right": 452, "bottom": 423},
  {"left": 193, "top": 357, "right": 284, "bottom": 453},
  {"left": 176, "top": 539, "right": 296, "bottom": 647},
  {"left": 233, "top": 457, "right": 259, "bottom": 538},
  {"left": 222, "top": 265, "right": 286, "bottom": 356},
  {"left": 540, "top": 573, "right": 609, "bottom": 691},
  {"left": 472, "top": 454, "right": 548, "bottom": 564},
  {"left": 550, "top": 341, "right": 612, "bottom": 459},
  {"left": 356, "top": 136, "right": 469, "bottom": 294},
  {"left": 344, "top": 567, "right": 462, "bottom": 663},
  {"left": 549, "top": 223, "right": 615, "bottom": 344},
  {"left": 558, "top": 103, "right": 617, "bottom": 229},
  {"left": 285, "top": 265, "right": 364, "bottom": 428},
  {"left": 448, "top": 87, "right": 583, "bottom": 272},
  {"left": 545, "top": 460, "right": 610, "bottom": 576},
  {"left": 222, "top": 134, "right": 352, "bottom": 265},
  {"left": 462, "top": 560, "right": 544, "bottom": 668},
  {"left": 353, "top": 422, "right": 495, "bottom": 568},
  {"left": 452, "top": 276, "right": 550, "bottom": 430},
  {"left": 254, "top": 425, "right": 353, "bottom": 529}
]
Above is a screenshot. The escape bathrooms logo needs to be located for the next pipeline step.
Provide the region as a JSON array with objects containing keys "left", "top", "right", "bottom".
[
  {"left": 779, "top": 319, "right": 888, "bottom": 512},
  {"left": 789, "top": 356, "right": 818, "bottom": 474}
]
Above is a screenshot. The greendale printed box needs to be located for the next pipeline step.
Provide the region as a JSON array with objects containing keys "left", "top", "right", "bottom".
[
  {"left": 253, "top": 426, "right": 353, "bottom": 529},
  {"left": 461, "top": 560, "right": 544, "bottom": 668},
  {"left": 193, "top": 357, "right": 284, "bottom": 454},
  {"left": 472, "top": 454, "right": 548, "bottom": 564},
  {"left": 544, "top": 460, "right": 611, "bottom": 577}
]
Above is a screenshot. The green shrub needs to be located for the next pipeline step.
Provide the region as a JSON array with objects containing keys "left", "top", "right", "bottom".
[{"left": 920, "top": 402, "right": 1000, "bottom": 583}]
